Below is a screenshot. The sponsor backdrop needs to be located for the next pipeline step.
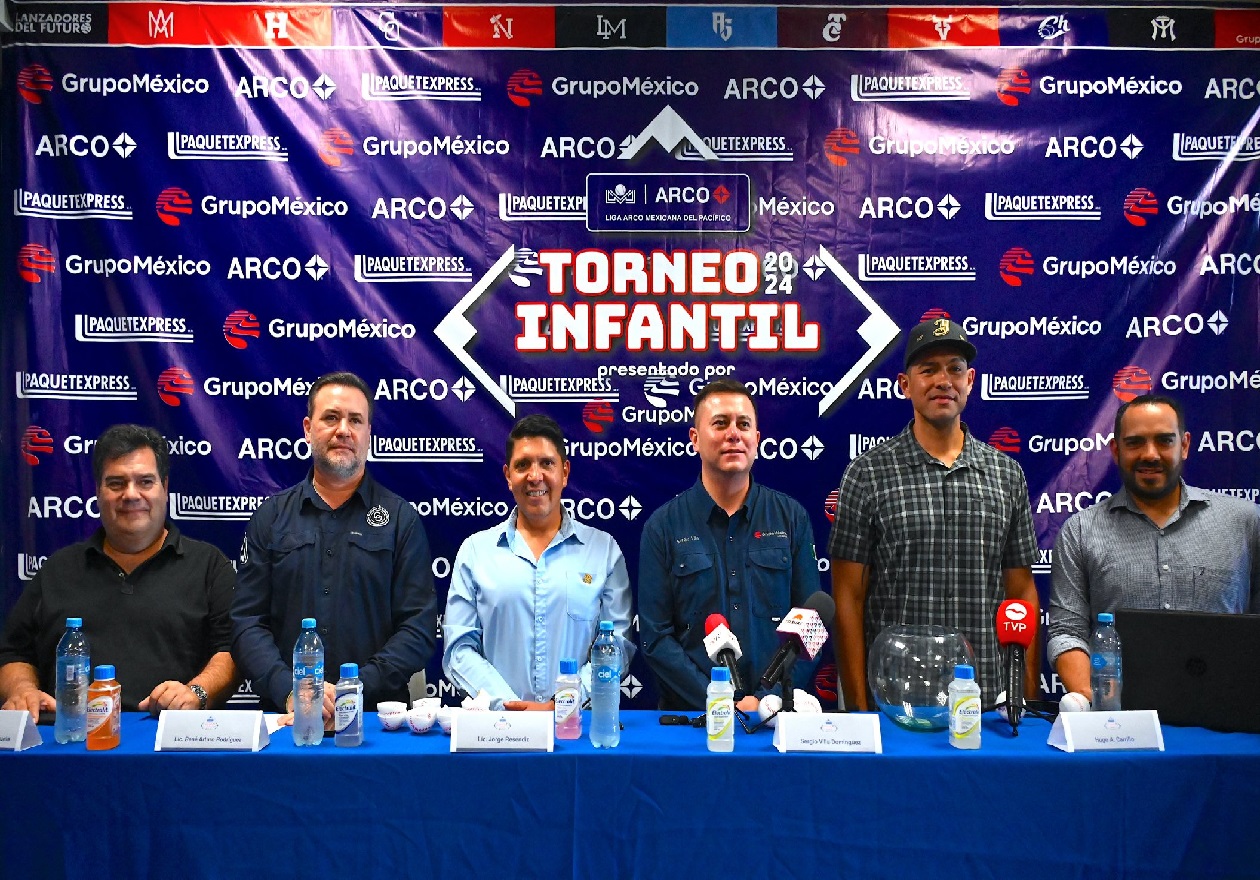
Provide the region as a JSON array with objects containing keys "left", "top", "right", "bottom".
[{"left": 4, "top": 2, "right": 1259, "bottom": 707}]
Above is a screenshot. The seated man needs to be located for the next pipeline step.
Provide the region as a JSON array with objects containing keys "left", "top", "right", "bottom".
[
  {"left": 443, "top": 414, "right": 633, "bottom": 710},
  {"left": 639, "top": 379, "right": 819, "bottom": 711},
  {"left": 232, "top": 371, "right": 436, "bottom": 718},
  {"left": 0, "top": 424, "right": 237, "bottom": 713},
  {"left": 1049, "top": 393, "right": 1260, "bottom": 700}
]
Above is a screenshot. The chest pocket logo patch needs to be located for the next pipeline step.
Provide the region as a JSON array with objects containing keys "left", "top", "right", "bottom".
[{"left": 367, "top": 505, "right": 390, "bottom": 528}]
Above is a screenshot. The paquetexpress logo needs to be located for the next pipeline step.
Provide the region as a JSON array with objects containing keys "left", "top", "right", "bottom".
[
  {"left": 1112, "top": 366, "right": 1154, "bottom": 402},
  {"left": 17, "top": 244, "right": 56, "bottom": 282},
  {"left": 223, "top": 310, "right": 261, "bottom": 349},
  {"left": 17, "top": 64, "right": 54, "bottom": 104},
  {"left": 987, "top": 427, "right": 1021, "bottom": 453},
  {"left": 998, "top": 247, "right": 1035, "bottom": 286},
  {"left": 21, "top": 426, "right": 54, "bottom": 465},
  {"left": 582, "top": 399, "right": 615, "bottom": 434},
  {"left": 823, "top": 128, "right": 861, "bottom": 166},
  {"left": 156, "top": 187, "right": 194, "bottom": 226},
  {"left": 18, "top": 553, "right": 45, "bottom": 581},
  {"left": 506, "top": 69, "right": 543, "bottom": 106},
  {"left": 157, "top": 367, "right": 195, "bottom": 406},
  {"left": 996, "top": 67, "right": 1031, "bottom": 106},
  {"left": 1123, "top": 188, "right": 1159, "bottom": 227},
  {"left": 319, "top": 128, "right": 355, "bottom": 167}
]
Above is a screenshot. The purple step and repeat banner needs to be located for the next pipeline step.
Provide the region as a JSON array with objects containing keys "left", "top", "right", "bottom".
[{"left": 4, "top": 2, "right": 1259, "bottom": 707}]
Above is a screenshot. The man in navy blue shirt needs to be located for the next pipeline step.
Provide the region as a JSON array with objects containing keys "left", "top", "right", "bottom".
[
  {"left": 638, "top": 379, "right": 820, "bottom": 711},
  {"left": 231, "top": 372, "right": 436, "bottom": 718}
]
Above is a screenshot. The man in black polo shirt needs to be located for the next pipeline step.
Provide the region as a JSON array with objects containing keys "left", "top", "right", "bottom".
[
  {"left": 0, "top": 424, "right": 237, "bottom": 713},
  {"left": 231, "top": 371, "right": 436, "bottom": 719}
]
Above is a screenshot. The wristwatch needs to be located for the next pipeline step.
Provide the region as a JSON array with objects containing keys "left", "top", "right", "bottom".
[{"left": 189, "top": 683, "right": 208, "bottom": 710}]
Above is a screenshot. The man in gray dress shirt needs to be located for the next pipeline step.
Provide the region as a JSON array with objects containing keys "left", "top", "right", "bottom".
[{"left": 1049, "top": 393, "right": 1260, "bottom": 700}]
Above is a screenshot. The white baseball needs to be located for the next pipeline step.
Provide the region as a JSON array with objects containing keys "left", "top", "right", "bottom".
[{"left": 1059, "top": 692, "right": 1091, "bottom": 712}]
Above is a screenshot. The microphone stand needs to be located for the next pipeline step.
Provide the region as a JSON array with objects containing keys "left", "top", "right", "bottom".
[{"left": 780, "top": 657, "right": 796, "bottom": 713}]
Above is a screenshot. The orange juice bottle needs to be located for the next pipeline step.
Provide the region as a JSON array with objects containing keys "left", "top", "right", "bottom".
[{"left": 86, "top": 665, "right": 121, "bottom": 750}]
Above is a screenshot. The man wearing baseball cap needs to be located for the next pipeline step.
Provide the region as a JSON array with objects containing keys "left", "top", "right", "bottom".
[{"left": 827, "top": 317, "right": 1039, "bottom": 710}]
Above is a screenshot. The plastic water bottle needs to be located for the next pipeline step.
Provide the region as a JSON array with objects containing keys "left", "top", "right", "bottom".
[
  {"left": 589, "top": 621, "right": 621, "bottom": 749},
  {"left": 1090, "top": 612, "right": 1123, "bottom": 712},
  {"left": 292, "top": 618, "right": 325, "bottom": 746},
  {"left": 554, "top": 658, "right": 582, "bottom": 741},
  {"left": 948, "top": 664, "right": 982, "bottom": 749},
  {"left": 334, "top": 662, "right": 363, "bottom": 747},
  {"left": 54, "top": 617, "right": 90, "bottom": 744},
  {"left": 706, "top": 667, "right": 735, "bottom": 752}
]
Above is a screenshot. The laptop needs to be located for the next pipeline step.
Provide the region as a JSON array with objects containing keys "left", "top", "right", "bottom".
[{"left": 1115, "top": 609, "right": 1260, "bottom": 734}]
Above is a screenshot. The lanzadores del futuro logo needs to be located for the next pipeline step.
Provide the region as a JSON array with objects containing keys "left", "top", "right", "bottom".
[
  {"left": 17, "top": 64, "right": 54, "bottom": 104},
  {"left": 157, "top": 367, "right": 195, "bottom": 406},
  {"left": 1123, "top": 188, "right": 1159, "bottom": 227},
  {"left": 223, "top": 310, "right": 261, "bottom": 349},
  {"left": 996, "top": 67, "right": 1032, "bottom": 106},
  {"left": 506, "top": 69, "right": 543, "bottom": 107},
  {"left": 156, "top": 187, "right": 194, "bottom": 226},
  {"left": 1112, "top": 366, "right": 1153, "bottom": 402}
]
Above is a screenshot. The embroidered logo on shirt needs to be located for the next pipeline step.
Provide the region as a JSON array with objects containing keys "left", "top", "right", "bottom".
[
  {"left": 366, "top": 505, "right": 389, "bottom": 527},
  {"left": 582, "top": 573, "right": 593, "bottom": 584},
  {"left": 754, "top": 530, "right": 788, "bottom": 540},
  {"left": 675, "top": 535, "right": 700, "bottom": 544}
]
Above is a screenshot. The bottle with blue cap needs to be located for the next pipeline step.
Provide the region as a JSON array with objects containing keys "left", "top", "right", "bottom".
[
  {"left": 334, "top": 662, "right": 363, "bottom": 747},
  {"left": 292, "top": 618, "right": 325, "bottom": 746},
  {"left": 948, "top": 664, "right": 981, "bottom": 749},
  {"left": 707, "top": 667, "right": 735, "bottom": 752},
  {"left": 86, "top": 665, "right": 121, "bottom": 751},
  {"left": 54, "top": 617, "right": 90, "bottom": 744},
  {"left": 1090, "top": 612, "right": 1123, "bottom": 712}
]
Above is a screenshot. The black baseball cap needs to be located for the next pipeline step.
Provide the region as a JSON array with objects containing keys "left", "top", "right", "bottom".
[{"left": 903, "top": 318, "right": 977, "bottom": 368}]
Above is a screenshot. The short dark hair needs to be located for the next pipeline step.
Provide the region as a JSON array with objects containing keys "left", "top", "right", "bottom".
[
  {"left": 1114, "top": 393, "right": 1187, "bottom": 439},
  {"left": 506, "top": 414, "right": 567, "bottom": 463},
  {"left": 692, "top": 378, "right": 757, "bottom": 425},
  {"left": 307, "top": 371, "right": 373, "bottom": 421},
  {"left": 92, "top": 424, "right": 170, "bottom": 486}
]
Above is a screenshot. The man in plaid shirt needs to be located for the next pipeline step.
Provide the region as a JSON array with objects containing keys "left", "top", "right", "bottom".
[{"left": 827, "top": 318, "right": 1039, "bottom": 710}]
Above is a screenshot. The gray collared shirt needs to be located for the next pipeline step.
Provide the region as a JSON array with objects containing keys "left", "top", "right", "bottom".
[{"left": 1048, "top": 482, "right": 1260, "bottom": 664}]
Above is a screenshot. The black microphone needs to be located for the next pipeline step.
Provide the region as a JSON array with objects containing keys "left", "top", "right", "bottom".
[
  {"left": 703, "top": 613, "right": 747, "bottom": 697},
  {"left": 996, "top": 599, "right": 1036, "bottom": 734},
  {"left": 759, "top": 591, "right": 835, "bottom": 691}
]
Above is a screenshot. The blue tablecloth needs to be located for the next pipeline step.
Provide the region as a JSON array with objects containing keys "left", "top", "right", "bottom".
[{"left": 5, "top": 711, "right": 1259, "bottom": 879}]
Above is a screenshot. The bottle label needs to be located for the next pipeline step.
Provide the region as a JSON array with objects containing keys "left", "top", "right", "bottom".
[
  {"left": 293, "top": 662, "right": 324, "bottom": 678},
  {"left": 594, "top": 664, "right": 618, "bottom": 685},
  {"left": 950, "top": 695, "right": 981, "bottom": 738},
  {"left": 86, "top": 695, "right": 115, "bottom": 732},
  {"left": 334, "top": 693, "right": 361, "bottom": 733},
  {"left": 707, "top": 696, "right": 733, "bottom": 739},
  {"left": 554, "top": 688, "right": 579, "bottom": 721},
  {"left": 1091, "top": 654, "right": 1109, "bottom": 669}
]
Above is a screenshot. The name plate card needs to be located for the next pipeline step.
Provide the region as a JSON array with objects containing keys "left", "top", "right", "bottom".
[
  {"left": 155, "top": 710, "right": 270, "bottom": 752},
  {"left": 773, "top": 712, "right": 883, "bottom": 754},
  {"left": 0, "top": 710, "right": 43, "bottom": 752},
  {"left": 450, "top": 709, "right": 554, "bottom": 753},
  {"left": 1048, "top": 710, "right": 1164, "bottom": 752}
]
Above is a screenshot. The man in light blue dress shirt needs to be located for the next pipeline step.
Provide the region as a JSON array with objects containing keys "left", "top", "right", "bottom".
[{"left": 442, "top": 414, "right": 634, "bottom": 710}]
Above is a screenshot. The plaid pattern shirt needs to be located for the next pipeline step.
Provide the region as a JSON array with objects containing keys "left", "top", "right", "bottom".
[{"left": 827, "top": 422, "right": 1037, "bottom": 706}]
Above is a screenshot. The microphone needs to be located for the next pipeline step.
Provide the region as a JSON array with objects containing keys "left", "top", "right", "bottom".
[
  {"left": 703, "top": 614, "right": 747, "bottom": 697},
  {"left": 996, "top": 598, "right": 1036, "bottom": 734},
  {"left": 759, "top": 592, "right": 836, "bottom": 695}
]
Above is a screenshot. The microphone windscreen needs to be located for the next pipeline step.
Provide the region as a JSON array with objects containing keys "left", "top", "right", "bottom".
[
  {"left": 996, "top": 599, "right": 1036, "bottom": 648},
  {"left": 705, "top": 613, "right": 729, "bottom": 636}
]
